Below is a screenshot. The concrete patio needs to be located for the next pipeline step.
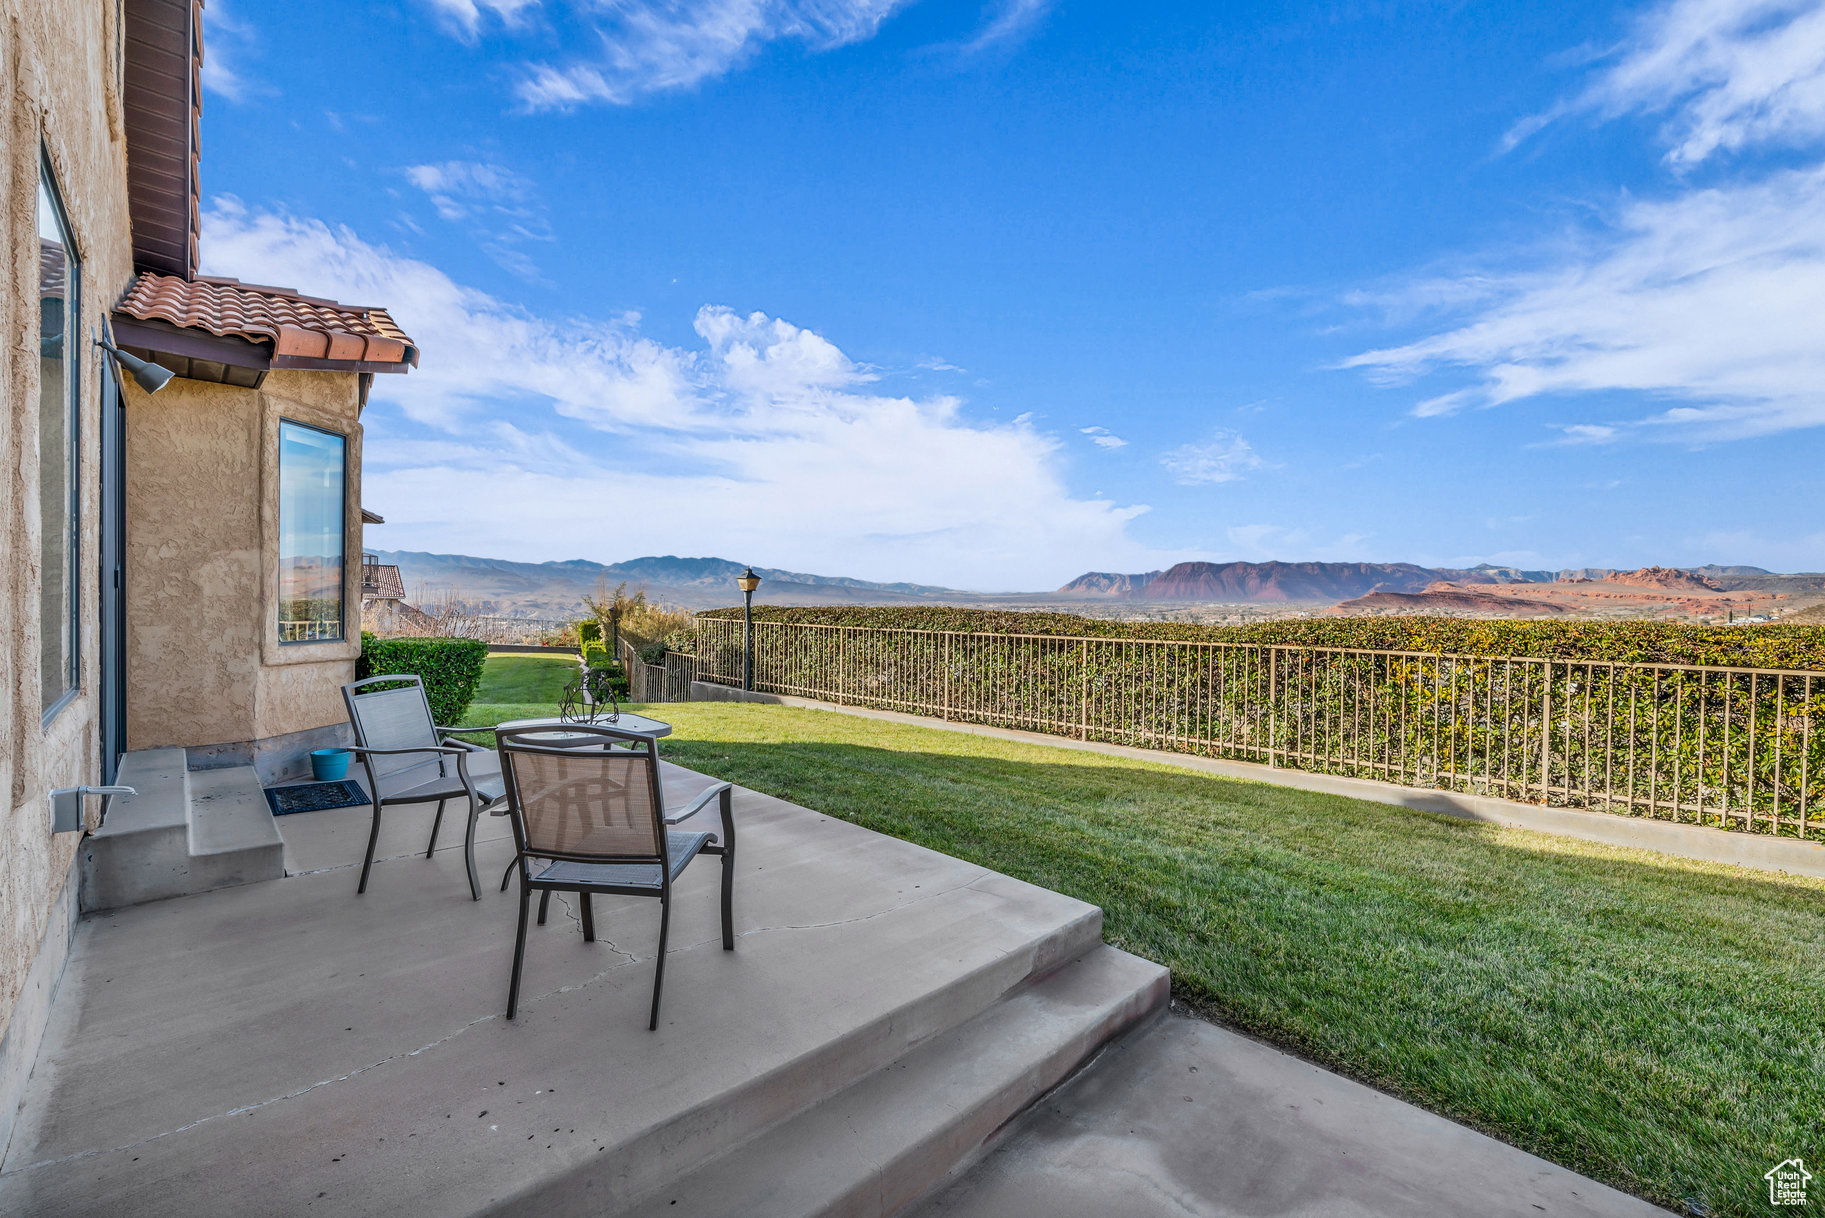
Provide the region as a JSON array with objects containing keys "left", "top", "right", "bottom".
[{"left": 0, "top": 762, "right": 1165, "bottom": 1216}]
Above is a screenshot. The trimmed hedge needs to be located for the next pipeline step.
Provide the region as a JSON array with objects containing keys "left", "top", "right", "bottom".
[
  {"left": 696, "top": 606, "right": 1825, "bottom": 670},
  {"left": 358, "top": 634, "right": 491, "bottom": 726}
]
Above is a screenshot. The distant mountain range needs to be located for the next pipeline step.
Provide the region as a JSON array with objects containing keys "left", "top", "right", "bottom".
[
  {"left": 367, "top": 549, "right": 1824, "bottom": 617},
  {"left": 1056, "top": 561, "right": 1817, "bottom": 603},
  {"left": 368, "top": 550, "right": 970, "bottom": 614}
]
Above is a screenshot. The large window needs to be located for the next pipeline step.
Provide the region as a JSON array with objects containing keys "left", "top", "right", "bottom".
[
  {"left": 277, "top": 421, "right": 346, "bottom": 643},
  {"left": 39, "top": 155, "right": 80, "bottom": 720}
]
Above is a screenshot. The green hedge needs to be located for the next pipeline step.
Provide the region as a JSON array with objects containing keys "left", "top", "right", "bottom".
[
  {"left": 696, "top": 606, "right": 1825, "bottom": 670},
  {"left": 578, "top": 620, "right": 603, "bottom": 646},
  {"left": 693, "top": 613, "right": 1825, "bottom": 837},
  {"left": 357, "top": 634, "right": 491, "bottom": 726}
]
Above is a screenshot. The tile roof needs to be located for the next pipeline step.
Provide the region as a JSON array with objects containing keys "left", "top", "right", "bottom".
[
  {"left": 116, "top": 272, "right": 418, "bottom": 370},
  {"left": 361, "top": 562, "right": 406, "bottom": 601}
]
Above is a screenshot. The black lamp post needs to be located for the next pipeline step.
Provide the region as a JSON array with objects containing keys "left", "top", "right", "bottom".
[{"left": 736, "top": 566, "right": 761, "bottom": 691}]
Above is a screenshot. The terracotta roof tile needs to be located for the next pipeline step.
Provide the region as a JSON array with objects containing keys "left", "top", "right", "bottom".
[{"left": 115, "top": 272, "right": 418, "bottom": 370}]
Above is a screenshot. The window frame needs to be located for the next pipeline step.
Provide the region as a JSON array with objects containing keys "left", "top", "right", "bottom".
[
  {"left": 39, "top": 146, "right": 82, "bottom": 727},
  {"left": 276, "top": 418, "right": 348, "bottom": 646}
]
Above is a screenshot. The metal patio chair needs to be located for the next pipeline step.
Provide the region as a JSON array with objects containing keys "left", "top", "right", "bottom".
[
  {"left": 496, "top": 723, "right": 736, "bottom": 1030},
  {"left": 342, "top": 674, "right": 505, "bottom": 900}
]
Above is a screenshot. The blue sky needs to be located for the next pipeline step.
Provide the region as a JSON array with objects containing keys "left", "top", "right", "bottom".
[{"left": 198, "top": 0, "right": 1825, "bottom": 590}]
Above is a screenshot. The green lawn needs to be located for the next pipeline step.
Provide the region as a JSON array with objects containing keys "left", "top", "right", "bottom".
[
  {"left": 467, "top": 653, "right": 576, "bottom": 719},
  {"left": 459, "top": 680, "right": 1823, "bottom": 1217}
]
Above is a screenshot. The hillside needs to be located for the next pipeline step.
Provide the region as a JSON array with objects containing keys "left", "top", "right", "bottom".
[
  {"left": 1063, "top": 560, "right": 1470, "bottom": 602},
  {"left": 368, "top": 550, "right": 971, "bottom": 615},
  {"left": 1060, "top": 559, "right": 1819, "bottom": 606}
]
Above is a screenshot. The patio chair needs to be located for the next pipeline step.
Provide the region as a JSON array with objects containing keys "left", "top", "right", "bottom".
[
  {"left": 342, "top": 674, "right": 505, "bottom": 900},
  {"left": 495, "top": 723, "right": 735, "bottom": 1030}
]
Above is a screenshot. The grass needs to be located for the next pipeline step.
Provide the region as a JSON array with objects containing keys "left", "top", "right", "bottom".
[
  {"left": 467, "top": 653, "right": 576, "bottom": 720},
  {"left": 459, "top": 663, "right": 1823, "bottom": 1216}
]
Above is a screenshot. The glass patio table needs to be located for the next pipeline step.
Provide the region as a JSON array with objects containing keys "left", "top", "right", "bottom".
[{"left": 489, "top": 713, "right": 672, "bottom": 749}]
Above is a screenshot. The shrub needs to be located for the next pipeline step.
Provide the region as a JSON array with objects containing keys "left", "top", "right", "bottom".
[
  {"left": 578, "top": 620, "right": 603, "bottom": 647},
  {"left": 694, "top": 607, "right": 1825, "bottom": 670},
  {"left": 581, "top": 639, "right": 611, "bottom": 668},
  {"left": 357, "top": 633, "right": 491, "bottom": 725},
  {"left": 637, "top": 641, "right": 669, "bottom": 666}
]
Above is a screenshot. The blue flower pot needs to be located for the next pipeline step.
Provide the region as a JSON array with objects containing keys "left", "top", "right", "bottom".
[{"left": 310, "top": 748, "right": 351, "bottom": 782}]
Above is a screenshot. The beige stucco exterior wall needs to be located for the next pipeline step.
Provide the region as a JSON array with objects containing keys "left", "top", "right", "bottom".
[
  {"left": 125, "top": 369, "right": 364, "bottom": 759},
  {"left": 0, "top": 0, "right": 133, "bottom": 1055}
]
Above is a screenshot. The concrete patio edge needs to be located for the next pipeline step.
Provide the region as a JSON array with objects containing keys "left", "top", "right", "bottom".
[{"left": 688, "top": 683, "right": 1825, "bottom": 880}]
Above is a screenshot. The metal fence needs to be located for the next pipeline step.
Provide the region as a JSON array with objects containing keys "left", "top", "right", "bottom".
[
  {"left": 620, "top": 641, "right": 697, "bottom": 702},
  {"left": 694, "top": 618, "right": 1825, "bottom": 839}
]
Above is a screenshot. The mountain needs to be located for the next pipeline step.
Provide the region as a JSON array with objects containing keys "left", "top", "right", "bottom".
[
  {"left": 1057, "top": 560, "right": 1809, "bottom": 604},
  {"left": 1601, "top": 566, "right": 1722, "bottom": 591},
  {"left": 1056, "top": 571, "right": 1163, "bottom": 596},
  {"left": 367, "top": 550, "right": 968, "bottom": 615},
  {"left": 1061, "top": 561, "right": 1447, "bottom": 603}
]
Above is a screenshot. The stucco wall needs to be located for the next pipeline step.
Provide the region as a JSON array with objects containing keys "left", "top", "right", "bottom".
[
  {"left": 125, "top": 369, "right": 364, "bottom": 758},
  {"left": 1, "top": 0, "right": 134, "bottom": 1067}
]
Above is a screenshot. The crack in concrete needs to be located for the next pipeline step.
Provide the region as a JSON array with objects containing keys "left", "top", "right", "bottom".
[{"left": 551, "top": 892, "right": 639, "bottom": 966}]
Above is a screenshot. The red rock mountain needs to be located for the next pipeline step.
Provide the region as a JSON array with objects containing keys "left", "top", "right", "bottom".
[
  {"left": 1057, "top": 561, "right": 1736, "bottom": 604},
  {"left": 1602, "top": 566, "right": 1723, "bottom": 591}
]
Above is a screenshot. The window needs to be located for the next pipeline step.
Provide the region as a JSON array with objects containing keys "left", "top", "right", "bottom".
[
  {"left": 278, "top": 422, "right": 347, "bottom": 643},
  {"left": 39, "top": 155, "right": 80, "bottom": 720}
]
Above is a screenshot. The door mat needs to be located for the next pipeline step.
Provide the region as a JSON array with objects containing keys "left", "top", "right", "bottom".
[{"left": 264, "top": 779, "right": 368, "bottom": 816}]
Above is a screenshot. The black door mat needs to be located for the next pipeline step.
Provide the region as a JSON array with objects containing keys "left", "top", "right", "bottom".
[{"left": 265, "top": 779, "right": 369, "bottom": 816}]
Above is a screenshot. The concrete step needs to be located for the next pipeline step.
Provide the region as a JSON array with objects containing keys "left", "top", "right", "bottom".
[
  {"left": 79, "top": 751, "right": 284, "bottom": 913},
  {"left": 80, "top": 749, "right": 190, "bottom": 913},
  {"left": 556, "top": 877, "right": 1111, "bottom": 1212},
  {"left": 184, "top": 765, "right": 286, "bottom": 882},
  {"left": 620, "top": 944, "right": 1171, "bottom": 1218}
]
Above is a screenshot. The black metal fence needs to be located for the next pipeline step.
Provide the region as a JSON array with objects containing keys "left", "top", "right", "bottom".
[{"left": 694, "top": 618, "right": 1825, "bottom": 839}]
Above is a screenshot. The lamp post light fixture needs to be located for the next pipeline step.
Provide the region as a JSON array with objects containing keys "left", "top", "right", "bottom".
[{"left": 736, "top": 566, "right": 761, "bottom": 691}]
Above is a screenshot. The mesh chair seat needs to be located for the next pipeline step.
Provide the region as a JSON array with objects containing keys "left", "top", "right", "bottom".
[
  {"left": 533, "top": 831, "right": 713, "bottom": 891},
  {"left": 376, "top": 751, "right": 505, "bottom": 806}
]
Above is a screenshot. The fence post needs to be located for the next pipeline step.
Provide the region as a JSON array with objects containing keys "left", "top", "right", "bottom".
[
  {"left": 1268, "top": 647, "right": 1278, "bottom": 768},
  {"left": 942, "top": 633, "right": 952, "bottom": 721},
  {"left": 1079, "top": 638, "right": 1089, "bottom": 741},
  {"left": 1540, "top": 659, "right": 1552, "bottom": 804}
]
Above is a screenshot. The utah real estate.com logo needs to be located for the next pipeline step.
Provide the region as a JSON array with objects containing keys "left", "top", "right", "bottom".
[{"left": 1766, "top": 1158, "right": 1811, "bottom": 1207}]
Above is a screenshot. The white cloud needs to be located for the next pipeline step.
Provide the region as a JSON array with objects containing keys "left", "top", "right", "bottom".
[
  {"left": 1554, "top": 0, "right": 1825, "bottom": 166},
  {"left": 403, "top": 161, "right": 552, "bottom": 280},
  {"left": 1350, "top": 0, "right": 1825, "bottom": 441},
  {"left": 1161, "top": 430, "right": 1264, "bottom": 484},
  {"left": 405, "top": 161, "right": 535, "bottom": 221},
  {"left": 1344, "top": 167, "right": 1825, "bottom": 437},
  {"left": 1080, "top": 426, "right": 1127, "bottom": 449},
  {"left": 1558, "top": 423, "right": 1620, "bottom": 444},
  {"left": 962, "top": 0, "right": 1051, "bottom": 54},
  {"left": 424, "top": 0, "right": 542, "bottom": 40},
  {"left": 201, "top": 200, "right": 1174, "bottom": 590},
  {"left": 201, "top": 2, "right": 261, "bottom": 101},
  {"left": 512, "top": 0, "right": 910, "bottom": 109}
]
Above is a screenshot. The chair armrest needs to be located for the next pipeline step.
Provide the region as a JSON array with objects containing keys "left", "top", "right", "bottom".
[
  {"left": 348, "top": 744, "right": 470, "bottom": 758},
  {"left": 664, "top": 782, "right": 733, "bottom": 826},
  {"left": 435, "top": 729, "right": 491, "bottom": 752}
]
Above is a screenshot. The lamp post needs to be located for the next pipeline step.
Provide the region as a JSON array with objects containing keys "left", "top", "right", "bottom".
[{"left": 736, "top": 566, "right": 761, "bottom": 691}]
